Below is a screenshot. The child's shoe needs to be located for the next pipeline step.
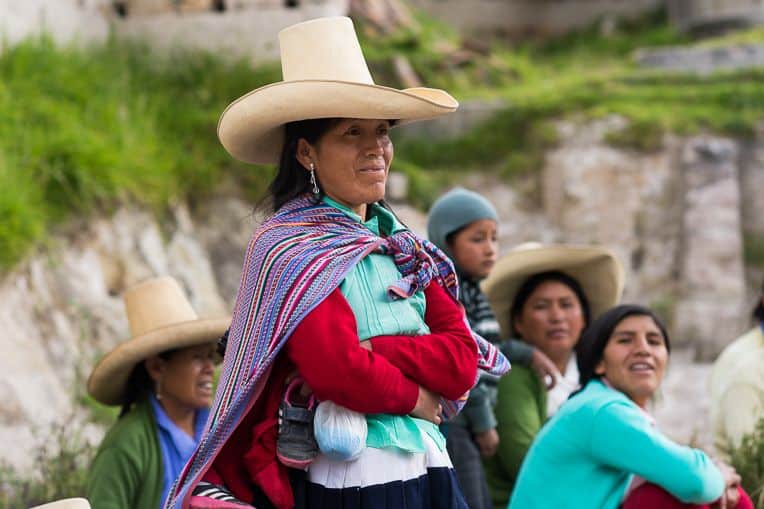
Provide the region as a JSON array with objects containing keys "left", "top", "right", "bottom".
[
  {"left": 189, "top": 481, "right": 254, "bottom": 508},
  {"left": 276, "top": 377, "right": 318, "bottom": 469}
]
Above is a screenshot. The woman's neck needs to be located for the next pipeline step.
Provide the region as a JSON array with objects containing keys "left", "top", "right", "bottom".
[
  {"left": 158, "top": 396, "right": 197, "bottom": 437},
  {"left": 550, "top": 352, "right": 571, "bottom": 375}
]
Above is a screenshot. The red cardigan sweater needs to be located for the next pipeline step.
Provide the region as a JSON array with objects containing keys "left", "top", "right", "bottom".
[{"left": 204, "top": 282, "right": 478, "bottom": 508}]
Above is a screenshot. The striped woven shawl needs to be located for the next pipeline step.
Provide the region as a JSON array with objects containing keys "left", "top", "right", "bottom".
[{"left": 166, "top": 194, "right": 509, "bottom": 508}]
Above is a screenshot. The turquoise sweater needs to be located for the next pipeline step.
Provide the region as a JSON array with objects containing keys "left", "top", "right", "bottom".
[
  {"left": 509, "top": 380, "right": 723, "bottom": 509},
  {"left": 325, "top": 197, "right": 442, "bottom": 453}
]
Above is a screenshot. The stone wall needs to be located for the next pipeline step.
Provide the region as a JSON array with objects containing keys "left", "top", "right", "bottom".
[
  {"left": 668, "top": 0, "right": 764, "bottom": 32},
  {"left": 540, "top": 117, "right": 684, "bottom": 312},
  {"left": 0, "top": 0, "right": 110, "bottom": 48},
  {"left": 0, "top": 0, "right": 349, "bottom": 61},
  {"left": 407, "top": 0, "right": 662, "bottom": 36},
  {"left": 112, "top": 0, "right": 350, "bottom": 60}
]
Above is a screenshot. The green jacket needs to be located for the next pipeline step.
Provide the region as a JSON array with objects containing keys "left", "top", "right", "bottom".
[
  {"left": 483, "top": 365, "right": 546, "bottom": 509},
  {"left": 87, "top": 399, "right": 163, "bottom": 509}
]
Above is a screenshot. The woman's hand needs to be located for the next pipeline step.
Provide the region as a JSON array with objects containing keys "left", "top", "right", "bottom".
[
  {"left": 530, "top": 348, "right": 561, "bottom": 390},
  {"left": 711, "top": 461, "right": 741, "bottom": 509},
  {"left": 474, "top": 428, "right": 500, "bottom": 458},
  {"left": 412, "top": 386, "right": 442, "bottom": 425}
]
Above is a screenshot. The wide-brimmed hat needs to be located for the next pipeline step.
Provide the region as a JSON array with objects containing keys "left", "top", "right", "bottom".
[
  {"left": 481, "top": 243, "right": 625, "bottom": 337},
  {"left": 217, "top": 16, "right": 458, "bottom": 165},
  {"left": 87, "top": 276, "right": 230, "bottom": 406},
  {"left": 30, "top": 498, "right": 90, "bottom": 509}
]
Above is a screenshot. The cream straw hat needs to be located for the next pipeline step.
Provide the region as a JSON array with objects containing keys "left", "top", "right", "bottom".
[
  {"left": 481, "top": 243, "right": 625, "bottom": 338},
  {"left": 29, "top": 499, "right": 90, "bottom": 509},
  {"left": 217, "top": 16, "right": 458, "bottom": 165},
  {"left": 87, "top": 276, "right": 230, "bottom": 406}
]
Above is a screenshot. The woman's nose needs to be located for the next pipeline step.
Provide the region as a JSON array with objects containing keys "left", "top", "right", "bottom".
[
  {"left": 365, "top": 136, "right": 385, "bottom": 156},
  {"left": 549, "top": 304, "right": 564, "bottom": 321},
  {"left": 633, "top": 336, "right": 651, "bottom": 354}
]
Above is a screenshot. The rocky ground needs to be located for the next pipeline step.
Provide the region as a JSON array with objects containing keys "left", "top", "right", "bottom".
[{"left": 653, "top": 347, "right": 714, "bottom": 451}]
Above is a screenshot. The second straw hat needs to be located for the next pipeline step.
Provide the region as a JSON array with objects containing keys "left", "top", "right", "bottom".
[
  {"left": 482, "top": 243, "right": 625, "bottom": 337},
  {"left": 87, "top": 276, "right": 230, "bottom": 406}
]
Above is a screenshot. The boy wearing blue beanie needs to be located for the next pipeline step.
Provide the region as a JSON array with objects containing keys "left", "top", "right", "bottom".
[{"left": 427, "top": 188, "right": 558, "bottom": 509}]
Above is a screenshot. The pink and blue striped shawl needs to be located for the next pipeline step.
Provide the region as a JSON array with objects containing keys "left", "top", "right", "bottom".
[{"left": 166, "top": 194, "right": 509, "bottom": 508}]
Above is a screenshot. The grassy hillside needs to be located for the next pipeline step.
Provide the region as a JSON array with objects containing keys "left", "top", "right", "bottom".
[
  {"left": 0, "top": 37, "right": 280, "bottom": 269},
  {"left": 1, "top": 10, "right": 763, "bottom": 271},
  {"left": 358, "top": 10, "right": 764, "bottom": 205}
]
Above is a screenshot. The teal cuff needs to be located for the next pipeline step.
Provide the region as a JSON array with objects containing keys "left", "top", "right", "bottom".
[{"left": 366, "top": 414, "right": 445, "bottom": 453}]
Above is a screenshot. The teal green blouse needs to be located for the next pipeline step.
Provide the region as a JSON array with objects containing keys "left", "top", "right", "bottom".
[{"left": 324, "top": 196, "right": 445, "bottom": 453}]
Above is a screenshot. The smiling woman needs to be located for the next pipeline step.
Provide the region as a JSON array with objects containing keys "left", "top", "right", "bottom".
[
  {"left": 480, "top": 242, "right": 623, "bottom": 508},
  {"left": 509, "top": 305, "right": 754, "bottom": 509},
  {"left": 165, "top": 15, "right": 510, "bottom": 509},
  {"left": 85, "top": 276, "right": 229, "bottom": 509}
]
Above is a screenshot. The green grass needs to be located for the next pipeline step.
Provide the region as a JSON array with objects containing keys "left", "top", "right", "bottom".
[
  {"left": 0, "top": 419, "right": 94, "bottom": 508},
  {"left": 0, "top": 36, "right": 280, "bottom": 269},
  {"left": 745, "top": 233, "right": 764, "bottom": 268},
  {"left": 730, "top": 416, "right": 764, "bottom": 509},
  {"left": 383, "top": 11, "right": 764, "bottom": 205},
  {"left": 2, "top": 10, "right": 764, "bottom": 268}
]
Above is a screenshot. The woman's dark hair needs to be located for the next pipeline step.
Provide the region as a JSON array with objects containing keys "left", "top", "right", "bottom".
[
  {"left": 119, "top": 349, "right": 177, "bottom": 418},
  {"left": 575, "top": 304, "right": 671, "bottom": 392},
  {"left": 509, "top": 271, "right": 592, "bottom": 337},
  {"left": 753, "top": 279, "right": 764, "bottom": 323},
  {"left": 444, "top": 225, "right": 466, "bottom": 247}
]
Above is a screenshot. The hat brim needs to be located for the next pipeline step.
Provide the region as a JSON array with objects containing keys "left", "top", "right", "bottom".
[
  {"left": 481, "top": 246, "right": 624, "bottom": 338},
  {"left": 30, "top": 498, "right": 91, "bottom": 509},
  {"left": 218, "top": 80, "right": 459, "bottom": 165},
  {"left": 87, "top": 317, "right": 230, "bottom": 406}
]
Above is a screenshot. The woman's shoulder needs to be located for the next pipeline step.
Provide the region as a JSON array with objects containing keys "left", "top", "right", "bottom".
[
  {"left": 497, "top": 365, "right": 544, "bottom": 400},
  {"left": 559, "top": 380, "right": 632, "bottom": 418},
  {"left": 98, "top": 400, "right": 158, "bottom": 454},
  {"left": 501, "top": 364, "right": 539, "bottom": 384},
  {"left": 563, "top": 381, "right": 648, "bottom": 431}
]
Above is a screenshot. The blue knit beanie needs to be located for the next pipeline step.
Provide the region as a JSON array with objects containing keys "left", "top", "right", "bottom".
[{"left": 427, "top": 187, "right": 499, "bottom": 257}]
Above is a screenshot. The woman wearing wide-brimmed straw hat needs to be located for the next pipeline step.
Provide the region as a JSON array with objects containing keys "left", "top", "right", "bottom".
[
  {"left": 166, "top": 15, "right": 509, "bottom": 509},
  {"left": 86, "top": 277, "right": 228, "bottom": 509},
  {"left": 480, "top": 243, "right": 624, "bottom": 508}
]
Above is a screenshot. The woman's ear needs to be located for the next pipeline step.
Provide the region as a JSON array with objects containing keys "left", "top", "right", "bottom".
[
  {"left": 512, "top": 316, "right": 526, "bottom": 340},
  {"left": 594, "top": 359, "right": 606, "bottom": 376},
  {"left": 295, "top": 138, "right": 316, "bottom": 172},
  {"left": 144, "top": 356, "right": 165, "bottom": 383}
]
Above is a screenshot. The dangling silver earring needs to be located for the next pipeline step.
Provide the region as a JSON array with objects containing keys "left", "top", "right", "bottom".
[
  {"left": 309, "top": 163, "right": 320, "bottom": 195},
  {"left": 155, "top": 379, "right": 163, "bottom": 401}
]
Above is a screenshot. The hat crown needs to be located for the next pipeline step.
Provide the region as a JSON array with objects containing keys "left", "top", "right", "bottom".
[
  {"left": 279, "top": 16, "right": 374, "bottom": 85},
  {"left": 124, "top": 276, "right": 199, "bottom": 338}
]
